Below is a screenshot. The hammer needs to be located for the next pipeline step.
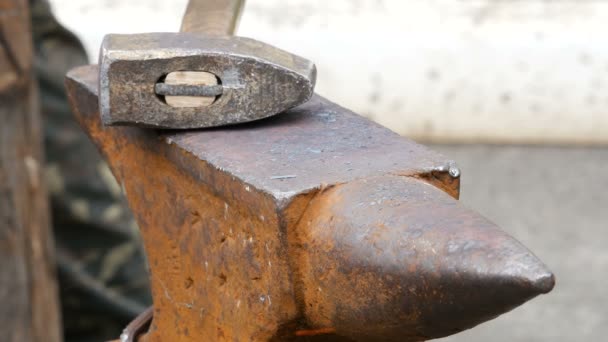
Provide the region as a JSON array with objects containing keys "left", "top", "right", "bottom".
[{"left": 99, "top": 0, "right": 317, "bottom": 129}]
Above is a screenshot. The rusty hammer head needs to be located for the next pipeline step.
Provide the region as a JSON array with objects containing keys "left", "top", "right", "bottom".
[
  {"left": 99, "top": 33, "right": 316, "bottom": 129},
  {"left": 98, "top": 0, "right": 316, "bottom": 129}
]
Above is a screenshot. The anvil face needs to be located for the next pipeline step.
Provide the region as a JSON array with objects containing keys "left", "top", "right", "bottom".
[
  {"left": 99, "top": 33, "right": 316, "bottom": 129},
  {"left": 66, "top": 65, "right": 553, "bottom": 341}
]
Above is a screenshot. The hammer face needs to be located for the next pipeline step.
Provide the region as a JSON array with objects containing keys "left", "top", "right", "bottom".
[{"left": 99, "top": 33, "right": 316, "bottom": 129}]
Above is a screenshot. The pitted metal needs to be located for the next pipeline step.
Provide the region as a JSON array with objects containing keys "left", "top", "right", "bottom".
[{"left": 99, "top": 33, "right": 316, "bottom": 129}]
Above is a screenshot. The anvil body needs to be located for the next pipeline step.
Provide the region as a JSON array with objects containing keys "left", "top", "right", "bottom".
[{"left": 66, "top": 65, "right": 553, "bottom": 341}]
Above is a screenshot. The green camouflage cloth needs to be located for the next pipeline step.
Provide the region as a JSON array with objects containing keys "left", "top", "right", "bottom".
[{"left": 31, "top": 0, "right": 152, "bottom": 341}]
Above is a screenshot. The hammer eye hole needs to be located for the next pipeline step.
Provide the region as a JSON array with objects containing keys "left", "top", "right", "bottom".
[{"left": 155, "top": 71, "right": 222, "bottom": 108}]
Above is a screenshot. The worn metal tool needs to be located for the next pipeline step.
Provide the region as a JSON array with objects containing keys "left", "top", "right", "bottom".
[
  {"left": 99, "top": 0, "right": 316, "bottom": 129},
  {"left": 67, "top": 65, "right": 554, "bottom": 341}
]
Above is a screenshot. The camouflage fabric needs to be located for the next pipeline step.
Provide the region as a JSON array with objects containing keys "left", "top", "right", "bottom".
[{"left": 30, "top": 1, "right": 152, "bottom": 341}]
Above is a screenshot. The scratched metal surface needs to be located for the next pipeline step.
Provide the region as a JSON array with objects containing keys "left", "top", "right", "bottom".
[
  {"left": 168, "top": 95, "right": 454, "bottom": 198},
  {"left": 79, "top": 64, "right": 454, "bottom": 200}
]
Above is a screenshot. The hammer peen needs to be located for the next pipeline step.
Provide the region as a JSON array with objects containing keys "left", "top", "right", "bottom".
[{"left": 98, "top": 0, "right": 317, "bottom": 129}]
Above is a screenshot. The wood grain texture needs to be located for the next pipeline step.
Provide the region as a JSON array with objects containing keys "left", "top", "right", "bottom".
[
  {"left": 164, "top": 71, "right": 217, "bottom": 108},
  {"left": 180, "top": 0, "right": 244, "bottom": 35},
  {"left": 0, "top": 1, "right": 62, "bottom": 341}
]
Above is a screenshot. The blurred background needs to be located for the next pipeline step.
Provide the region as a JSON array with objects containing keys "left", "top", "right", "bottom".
[{"left": 47, "top": 0, "right": 607, "bottom": 341}]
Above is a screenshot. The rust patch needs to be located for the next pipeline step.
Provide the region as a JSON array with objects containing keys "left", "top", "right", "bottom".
[
  {"left": 67, "top": 67, "right": 298, "bottom": 341},
  {"left": 412, "top": 169, "right": 460, "bottom": 199}
]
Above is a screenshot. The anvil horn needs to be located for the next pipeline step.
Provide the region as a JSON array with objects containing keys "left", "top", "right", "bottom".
[{"left": 292, "top": 175, "right": 553, "bottom": 341}]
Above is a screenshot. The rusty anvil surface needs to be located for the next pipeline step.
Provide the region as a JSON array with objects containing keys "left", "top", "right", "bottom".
[{"left": 66, "top": 65, "right": 553, "bottom": 342}]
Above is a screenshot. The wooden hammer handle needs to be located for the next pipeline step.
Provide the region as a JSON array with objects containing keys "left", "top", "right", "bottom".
[{"left": 180, "top": 0, "right": 245, "bottom": 35}]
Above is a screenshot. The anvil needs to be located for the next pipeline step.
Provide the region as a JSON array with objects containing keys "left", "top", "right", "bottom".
[{"left": 66, "top": 65, "right": 553, "bottom": 341}]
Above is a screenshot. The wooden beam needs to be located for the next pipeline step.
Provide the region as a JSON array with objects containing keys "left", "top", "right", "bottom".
[{"left": 0, "top": 2, "right": 62, "bottom": 341}]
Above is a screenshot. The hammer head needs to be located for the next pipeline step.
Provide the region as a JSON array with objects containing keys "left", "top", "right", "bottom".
[{"left": 99, "top": 33, "right": 316, "bottom": 129}]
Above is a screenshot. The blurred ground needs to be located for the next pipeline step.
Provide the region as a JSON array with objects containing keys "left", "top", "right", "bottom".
[{"left": 431, "top": 144, "right": 608, "bottom": 341}]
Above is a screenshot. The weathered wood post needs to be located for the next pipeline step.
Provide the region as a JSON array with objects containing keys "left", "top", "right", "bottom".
[{"left": 0, "top": 1, "right": 62, "bottom": 341}]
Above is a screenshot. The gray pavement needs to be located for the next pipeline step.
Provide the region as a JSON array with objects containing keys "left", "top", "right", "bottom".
[{"left": 431, "top": 145, "right": 608, "bottom": 342}]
